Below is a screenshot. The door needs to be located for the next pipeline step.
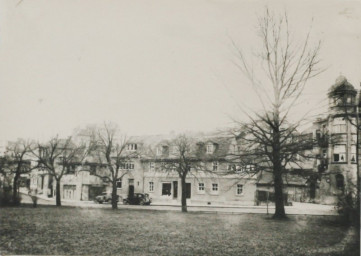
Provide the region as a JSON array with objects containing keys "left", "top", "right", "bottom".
[
  {"left": 128, "top": 179, "right": 135, "bottom": 198},
  {"left": 185, "top": 183, "right": 191, "bottom": 199},
  {"left": 173, "top": 181, "right": 178, "bottom": 199}
]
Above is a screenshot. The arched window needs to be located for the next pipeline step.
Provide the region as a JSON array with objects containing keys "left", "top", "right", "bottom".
[{"left": 335, "top": 174, "right": 344, "bottom": 191}]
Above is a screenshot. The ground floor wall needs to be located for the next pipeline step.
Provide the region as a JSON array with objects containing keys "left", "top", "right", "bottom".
[
  {"left": 143, "top": 174, "right": 257, "bottom": 206},
  {"left": 318, "top": 164, "right": 357, "bottom": 205},
  {"left": 256, "top": 185, "right": 309, "bottom": 205}
]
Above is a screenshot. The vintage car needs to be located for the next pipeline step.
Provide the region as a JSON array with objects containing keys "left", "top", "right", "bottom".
[
  {"left": 123, "top": 193, "right": 152, "bottom": 205},
  {"left": 95, "top": 192, "right": 119, "bottom": 204}
]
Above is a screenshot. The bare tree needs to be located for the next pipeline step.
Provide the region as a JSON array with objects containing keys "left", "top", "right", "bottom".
[
  {"left": 232, "top": 8, "right": 323, "bottom": 219},
  {"left": 84, "top": 122, "right": 138, "bottom": 210},
  {"left": 32, "top": 136, "right": 87, "bottom": 206},
  {"left": 5, "top": 139, "right": 35, "bottom": 204},
  {"left": 151, "top": 134, "right": 204, "bottom": 213}
]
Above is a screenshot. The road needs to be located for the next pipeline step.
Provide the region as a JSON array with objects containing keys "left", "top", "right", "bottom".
[{"left": 20, "top": 192, "right": 338, "bottom": 215}]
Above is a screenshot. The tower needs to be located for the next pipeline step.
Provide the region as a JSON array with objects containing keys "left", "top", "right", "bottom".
[{"left": 319, "top": 76, "right": 358, "bottom": 204}]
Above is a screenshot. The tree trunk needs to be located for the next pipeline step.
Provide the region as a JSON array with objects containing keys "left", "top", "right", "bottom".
[
  {"left": 273, "top": 166, "right": 286, "bottom": 219},
  {"left": 111, "top": 180, "right": 118, "bottom": 210},
  {"left": 12, "top": 172, "right": 20, "bottom": 205},
  {"left": 181, "top": 175, "right": 187, "bottom": 212},
  {"left": 272, "top": 129, "right": 287, "bottom": 219},
  {"left": 56, "top": 179, "right": 61, "bottom": 206}
]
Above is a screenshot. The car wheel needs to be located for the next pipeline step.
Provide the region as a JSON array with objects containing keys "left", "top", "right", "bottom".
[{"left": 140, "top": 200, "right": 145, "bottom": 205}]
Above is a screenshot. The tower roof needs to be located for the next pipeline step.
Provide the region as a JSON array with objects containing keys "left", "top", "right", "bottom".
[{"left": 328, "top": 75, "right": 357, "bottom": 97}]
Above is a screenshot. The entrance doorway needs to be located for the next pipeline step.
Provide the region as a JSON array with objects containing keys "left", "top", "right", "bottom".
[
  {"left": 128, "top": 179, "right": 134, "bottom": 198},
  {"left": 173, "top": 181, "right": 178, "bottom": 199},
  {"left": 185, "top": 183, "right": 191, "bottom": 199}
]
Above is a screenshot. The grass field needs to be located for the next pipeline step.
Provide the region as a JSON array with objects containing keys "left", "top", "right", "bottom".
[{"left": 0, "top": 206, "right": 358, "bottom": 255}]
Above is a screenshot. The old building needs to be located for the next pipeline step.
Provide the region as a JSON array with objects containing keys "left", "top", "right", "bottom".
[
  {"left": 141, "top": 135, "right": 257, "bottom": 206},
  {"left": 312, "top": 75, "right": 360, "bottom": 204},
  {"left": 25, "top": 76, "right": 359, "bottom": 206}
]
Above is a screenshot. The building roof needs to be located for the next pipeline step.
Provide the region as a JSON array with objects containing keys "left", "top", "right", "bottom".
[
  {"left": 256, "top": 171, "right": 311, "bottom": 186},
  {"left": 328, "top": 75, "right": 357, "bottom": 97}
]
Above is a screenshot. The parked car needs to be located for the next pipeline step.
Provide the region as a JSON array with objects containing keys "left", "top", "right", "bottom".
[
  {"left": 123, "top": 193, "right": 152, "bottom": 205},
  {"left": 95, "top": 192, "right": 119, "bottom": 204}
]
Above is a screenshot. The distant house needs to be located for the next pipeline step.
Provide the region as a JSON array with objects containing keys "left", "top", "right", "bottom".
[{"left": 255, "top": 171, "right": 311, "bottom": 205}]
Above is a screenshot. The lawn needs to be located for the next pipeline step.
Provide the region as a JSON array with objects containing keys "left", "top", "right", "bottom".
[{"left": 0, "top": 206, "right": 357, "bottom": 255}]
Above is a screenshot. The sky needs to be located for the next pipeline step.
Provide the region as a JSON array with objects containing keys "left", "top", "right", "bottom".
[{"left": 0, "top": 0, "right": 360, "bottom": 142}]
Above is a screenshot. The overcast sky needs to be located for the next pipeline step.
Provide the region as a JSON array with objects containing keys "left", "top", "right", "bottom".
[{"left": 0, "top": 0, "right": 360, "bottom": 142}]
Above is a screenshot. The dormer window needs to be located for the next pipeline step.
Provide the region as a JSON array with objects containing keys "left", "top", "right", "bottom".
[
  {"left": 162, "top": 146, "right": 169, "bottom": 155},
  {"left": 156, "top": 147, "right": 162, "bottom": 156},
  {"left": 126, "top": 143, "right": 137, "bottom": 151},
  {"left": 213, "top": 161, "right": 218, "bottom": 171},
  {"left": 206, "top": 144, "right": 214, "bottom": 154}
]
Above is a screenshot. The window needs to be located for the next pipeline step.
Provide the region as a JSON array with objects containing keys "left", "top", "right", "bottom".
[
  {"left": 198, "top": 183, "right": 205, "bottom": 191},
  {"left": 346, "top": 96, "right": 354, "bottom": 105},
  {"left": 333, "top": 117, "right": 346, "bottom": 133},
  {"left": 89, "top": 165, "right": 96, "bottom": 175},
  {"left": 116, "top": 178, "right": 122, "bottom": 189},
  {"left": 333, "top": 145, "right": 346, "bottom": 162},
  {"left": 206, "top": 144, "right": 213, "bottom": 154},
  {"left": 156, "top": 147, "right": 162, "bottom": 156},
  {"left": 245, "top": 165, "right": 255, "bottom": 172},
  {"left": 351, "top": 134, "right": 357, "bottom": 143},
  {"left": 162, "top": 146, "right": 169, "bottom": 155},
  {"left": 351, "top": 145, "right": 356, "bottom": 163},
  {"left": 126, "top": 143, "right": 137, "bottom": 151},
  {"left": 322, "top": 149, "right": 327, "bottom": 159},
  {"left": 335, "top": 174, "right": 344, "bottom": 191},
  {"left": 121, "top": 162, "right": 134, "bottom": 170},
  {"left": 237, "top": 184, "right": 243, "bottom": 195},
  {"left": 66, "top": 165, "right": 75, "bottom": 174},
  {"left": 149, "top": 182, "right": 154, "bottom": 192},
  {"left": 149, "top": 162, "right": 155, "bottom": 171},
  {"left": 162, "top": 183, "right": 171, "bottom": 196},
  {"left": 212, "top": 183, "right": 218, "bottom": 192},
  {"left": 228, "top": 164, "right": 236, "bottom": 171},
  {"left": 232, "top": 144, "right": 237, "bottom": 154},
  {"left": 213, "top": 162, "right": 218, "bottom": 171},
  {"left": 351, "top": 122, "right": 357, "bottom": 133}
]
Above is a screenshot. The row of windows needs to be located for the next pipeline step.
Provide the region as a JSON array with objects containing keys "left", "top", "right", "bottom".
[
  {"left": 149, "top": 162, "right": 254, "bottom": 172},
  {"left": 148, "top": 182, "right": 243, "bottom": 195},
  {"left": 156, "top": 143, "right": 240, "bottom": 156},
  {"left": 332, "top": 145, "right": 357, "bottom": 163},
  {"left": 126, "top": 144, "right": 137, "bottom": 151},
  {"left": 332, "top": 117, "right": 357, "bottom": 134},
  {"left": 120, "top": 163, "right": 135, "bottom": 170}
]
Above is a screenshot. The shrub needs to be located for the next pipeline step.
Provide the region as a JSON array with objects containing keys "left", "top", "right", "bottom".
[
  {"left": 336, "top": 192, "right": 358, "bottom": 225},
  {"left": 0, "top": 188, "right": 22, "bottom": 207}
]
